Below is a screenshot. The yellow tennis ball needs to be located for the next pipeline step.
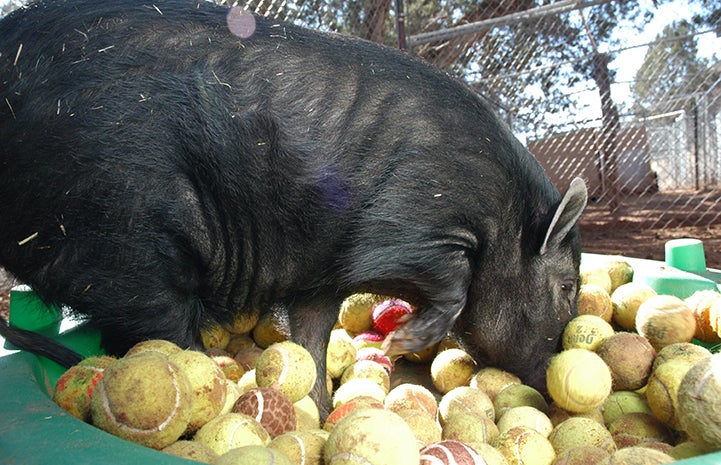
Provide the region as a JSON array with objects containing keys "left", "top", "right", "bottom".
[
  {"left": 193, "top": 412, "right": 271, "bottom": 456},
  {"left": 338, "top": 293, "right": 385, "bottom": 334},
  {"left": 326, "top": 328, "right": 357, "bottom": 379},
  {"left": 546, "top": 348, "right": 612, "bottom": 413},
  {"left": 255, "top": 341, "right": 316, "bottom": 402},
  {"left": 635, "top": 295, "right": 697, "bottom": 351},
  {"left": 548, "top": 417, "right": 616, "bottom": 455},
  {"left": 493, "top": 426, "right": 556, "bottom": 465},
  {"left": 469, "top": 366, "right": 521, "bottom": 401},
  {"left": 576, "top": 284, "right": 614, "bottom": 323},
  {"left": 161, "top": 440, "right": 219, "bottom": 463},
  {"left": 611, "top": 283, "right": 657, "bottom": 330},
  {"left": 596, "top": 446, "right": 674, "bottom": 465},
  {"left": 430, "top": 348, "right": 477, "bottom": 394},
  {"left": 646, "top": 359, "right": 697, "bottom": 429},
  {"left": 562, "top": 314, "right": 615, "bottom": 351},
  {"left": 677, "top": 353, "right": 721, "bottom": 452}
]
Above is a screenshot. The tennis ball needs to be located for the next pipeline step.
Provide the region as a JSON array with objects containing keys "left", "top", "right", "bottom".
[
  {"left": 493, "top": 426, "right": 556, "bottom": 465},
  {"left": 403, "top": 341, "right": 440, "bottom": 363},
  {"left": 332, "top": 378, "right": 386, "bottom": 408},
  {"left": 580, "top": 267, "right": 613, "bottom": 294},
  {"left": 226, "top": 308, "right": 261, "bottom": 334},
  {"left": 238, "top": 368, "right": 258, "bottom": 393},
  {"left": 340, "top": 359, "right": 391, "bottom": 393},
  {"left": 608, "top": 412, "right": 673, "bottom": 449},
  {"left": 431, "top": 348, "right": 477, "bottom": 394},
  {"left": 232, "top": 386, "right": 296, "bottom": 438},
  {"left": 474, "top": 443, "right": 512, "bottom": 465},
  {"left": 604, "top": 259, "right": 634, "bottom": 291},
  {"left": 193, "top": 412, "right": 271, "bottom": 455},
  {"left": 252, "top": 309, "right": 290, "bottom": 348},
  {"left": 207, "top": 351, "right": 244, "bottom": 382},
  {"left": 269, "top": 430, "right": 327, "bottom": 465},
  {"left": 351, "top": 330, "right": 385, "bottom": 350},
  {"left": 496, "top": 406, "right": 553, "bottom": 437},
  {"left": 469, "top": 367, "right": 521, "bottom": 401},
  {"left": 611, "top": 283, "right": 657, "bottom": 330},
  {"left": 325, "top": 328, "right": 357, "bottom": 379},
  {"left": 562, "top": 314, "right": 615, "bottom": 351},
  {"left": 168, "top": 349, "right": 227, "bottom": 433},
  {"left": 645, "top": 359, "right": 697, "bottom": 429},
  {"left": 420, "top": 440, "right": 486, "bottom": 465},
  {"left": 201, "top": 321, "right": 231, "bottom": 350},
  {"left": 493, "top": 384, "right": 548, "bottom": 420},
  {"left": 546, "top": 402, "right": 604, "bottom": 427},
  {"left": 372, "top": 299, "right": 413, "bottom": 335},
  {"left": 215, "top": 445, "right": 294, "bottom": 465},
  {"left": 124, "top": 339, "right": 182, "bottom": 357},
  {"left": 651, "top": 342, "right": 711, "bottom": 371},
  {"left": 596, "top": 446, "right": 674, "bottom": 465},
  {"left": 255, "top": 341, "right": 316, "bottom": 402},
  {"left": 323, "top": 395, "right": 384, "bottom": 431},
  {"left": 52, "top": 355, "right": 116, "bottom": 422},
  {"left": 552, "top": 446, "right": 609, "bottom": 465},
  {"left": 441, "top": 410, "right": 499, "bottom": 452},
  {"left": 576, "top": 284, "right": 614, "bottom": 323},
  {"left": 396, "top": 408, "right": 442, "bottom": 448},
  {"left": 636, "top": 295, "right": 697, "bottom": 350},
  {"left": 596, "top": 332, "right": 656, "bottom": 391},
  {"left": 669, "top": 441, "right": 706, "bottom": 461},
  {"left": 384, "top": 383, "right": 438, "bottom": 418},
  {"left": 324, "top": 408, "right": 420, "bottom": 465},
  {"left": 438, "top": 386, "right": 495, "bottom": 426},
  {"left": 225, "top": 333, "right": 257, "bottom": 356},
  {"left": 355, "top": 346, "right": 394, "bottom": 374},
  {"left": 161, "top": 440, "right": 219, "bottom": 464},
  {"left": 221, "top": 378, "right": 242, "bottom": 415},
  {"left": 546, "top": 348, "right": 612, "bottom": 413},
  {"left": 294, "top": 395, "right": 321, "bottom": 430},
  {"left": 90, "top": 352, "right": 193, "bottom": 449},
  {"left": 601, "top": 391, "right": 652, "bottom": 427},
  {"left": 685, "top": 290, "right": 721, "bottom": 344},
  {"left": 235, "top": 345, "right": 265, "bottom": 371},
  {"left": 677, "top": 353, "right": 721, "bottom": 452},
  {"left": 548, "top": 417, "right": 616, "bottom": 455},
  {"left": 338, "top": 293, "right": 385, "bottom": 334}
]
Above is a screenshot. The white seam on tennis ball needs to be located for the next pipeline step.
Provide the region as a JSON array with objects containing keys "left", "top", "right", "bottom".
[
  {"left": 276, "top": 345, "right": 291, "bottom": 386},
  {"left": 227, "top": 417, "right": 255, "bottom": 450},
  {"left": 253, "top": 389, "right": 265, "bottom": 423},
  {"left": 290, "top": 433, "right": 308, "bottom": 463},
  {"left": 513, "top": 429, "right": 528, "bottom": 464},
  {"left": 419, "top": 451, "right": 446, "bottom": 465}
]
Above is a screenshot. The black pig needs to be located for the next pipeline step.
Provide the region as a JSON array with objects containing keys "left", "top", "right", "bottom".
[{"left": 0, "top": 0, "right": 587, "bottom": 413}]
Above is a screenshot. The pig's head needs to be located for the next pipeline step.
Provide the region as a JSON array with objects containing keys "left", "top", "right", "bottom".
[{"left": 451, "top": 177, "right": 588, "bottom": 391}]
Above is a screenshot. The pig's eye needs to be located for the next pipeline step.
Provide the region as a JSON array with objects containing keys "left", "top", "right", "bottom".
[{"left": 560, "top": 281, "right": 576, "bottom": 297}]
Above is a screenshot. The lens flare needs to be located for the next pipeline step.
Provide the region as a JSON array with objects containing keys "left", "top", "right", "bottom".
[{"left": 226, "top": 7, "right": 256, "bottom": 39}]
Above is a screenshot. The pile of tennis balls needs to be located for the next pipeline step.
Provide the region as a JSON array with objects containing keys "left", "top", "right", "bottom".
[{"left": 50, "top": 258, "right": 721, "bottom": 465}]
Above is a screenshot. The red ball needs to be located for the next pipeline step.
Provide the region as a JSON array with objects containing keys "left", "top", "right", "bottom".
[
  {"left": 322, "top": 396, "right": 384, "bottom": 432},
  {"left": 352, "top": 330, "right": 386, "bottom": 349},
  {"left": 355, "top": 347, "right": 393, "bottom": 374},
  {"left": 372, "top": 299, "right": 413, "bottom": 335},
  {"left": 420, "top": 440, "right": 485, "bottom": 465},
  {"left": 231, "top": 387, "right": 296, "bottom": 438}
]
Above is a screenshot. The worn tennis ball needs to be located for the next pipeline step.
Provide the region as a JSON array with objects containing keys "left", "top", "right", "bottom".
[
  {"left": 325, "top": 328, "right": 357, "bottom": 379},
  {"left": 332, "top": 378, "right": 387, "bottom": 408},
  {"left": 646, "top": 359, "right": 697, "bottom": 429},
  {"left": 201, "top": 321, "right": 231, "bottom": 350},
  {"left": 232, "top": 386, "right": 296, "bottom": 438},
  {"left": 372, "top": 298, "right": 413, "bottom": 335},
  {"left": 235, "top": 345, "right": 265, "bottom": 371},
  {"left": 604, "top": 259, "right": 634, "bottom": 292},
  {"left": 420, "top": 440, "right": 486, "bottom": 465},
  {"left": 238, "top": 368, "right": 258, "bottom": 393},
  {"left": 252, "top": 309, "right": 290, "bottom": 348},
  {"left": 324, "top": 408, "right": 420, "bottom": 465},
  {"left": 496, "top": 406, "right": 553, "bottom": 437},
  {"left": 636, "top": 295, "right": 697, "bottom": 351},
  {"left": 677, "top": 353, "right": 721, "bottom": 452},
  {"left": 576, "top": 284, "right": 614, "bottom": 323},
  {"left": 52, "top": 355, "right": 116, "bottom": 422},
  {"left": 669, "top": 441, "right": 706, "bottom": 461},
  {"left": 562, "top": 314, "right": 615, "bottom": 351},
  {"left": 351, "top": 330, "right": 385, "bottom": 351},
  {"left": 220, "top": 378, "right": 242, "bottom": 415},
  {"left": 226, "top": 308, "right": 261, "bottom": 335},
  {"left": 596, "top": 332, "right": 656, "bottom": 391},
  {"left": 580, "top": 266, "right": 613, "bottom": 294},
  {"left": 601, "top": 391, "right": 652, "bottom": 427},
  {"left": 493, "top": 426, "right": 556, "bottom": 465},
  {"left": 651, "top": 342, "right": 711, "bottom": 371},
  {"left": 396, "top": 408, "right": 443, "bottom": 448},
  {"left": 193, "top": 412, "right": 271, "bottom": 455},
  {"left": 431, "top": 348, "right": 477, "bottom": 394},
  {"left": 441, "top": 410, "right": 499, "bottom": 452},
  {"left": 161, "top": 440, "right": 219, "bottom": 464},
  {"left": 124, "top": 339, "right": 183, "bottom": 357},
  {"left": 596, "top": 446, "right": 674, "bottom": 465},
  {"left": 493, "top": 384, "right": 548, "bottom": 420},
  {"left": 294, "top": 395, "right": 321, "bottom": 430},
  {"left": 608, "top": 412, "right": 673, "bottom": 449},
  {"left": 438, "top": 386, "right": 495, "bottom": 426},
  {"left": 168, "top": 349, "right": 227, "bottom": 433},
  {"left": 552, "top": 445, "right": 610, "bottom": 465},
  {"left": 225, "top": 333, "right": 257, "bottom": 356},
  {"left": 611, "top": 283, "right": 657, "bottom": 330},
  {"left": 474, "top": 443, "right": 512, "bottom": 465},
  {"left": 215, "top": 445, "right": 294, "bottom": 465},
  {"left": 546, "top": 348, "right": 612, "bottom": 413},
  {"left": 323, "top": 395, "right": 385, "bottom": 431},
  {"left": 356, "top": 346, "right": 394, "bottom": 374},
  {"left": 685, "top": 290, "right": 721, "bottom": 344},
  {"left": 384, "top": 383, "right": 438, "bottom": 418},
  {"left": 338, "top": 293, "right": 385, "bottom": 334},
  {"left": 207, "top": 350, "right": 245, "bottom": 382},
  {"left": 469, "top": 367, "right": 521, "bottom": 401},
  {"left": 255, "top": 341, "right": 316, "bottom": 402},
  {"left": 403, "top": 341, "right": 440, "bottom": 363},
  {"left": 340, "top": 359, "right": 391, "bottom": 393},
  {"left": 90, "top": 352, "right": 193, "bottom": 449},
  {"left": 269, "top": 430, "right": 327, "bottom": 465},
  {"left": 546, "top": 402, "right": 604, "bottom": 427},
  {"left": 548, "top": 417, "right": 616, "bottom": 455}
]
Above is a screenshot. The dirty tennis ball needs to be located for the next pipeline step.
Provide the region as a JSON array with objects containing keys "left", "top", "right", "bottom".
[
  {"left": 255, "top": 340, "right": 316, "bottom": 402},
  {"left": 608, "top": 412, "right": 673, "bottom": 449},
  {"left": 269, "top": 430, "right": 327, "bottom": 465},
  {"left": 356, "top": 346, "right": 394, "bottom": 374},
  {"left": 685, "top": 290, "right": 721, "bottom": 344},
  {"left": 669, "top": 441, "right": 706, "bottom": 461},
  {"left": 252, "top": 309, "right": 290, "bottom": 348},
  {"left": 576, "top": 284, "right": 614, "bottom": 323},
  {"left": 496, "top": 405, "right": 553, "bottom": 437},
  {"left": 469, "top": 366, "right": 521, "bottom": 401},
  {"left": 546, "top": 402, "right": 604, "bottom": 427},
  {"left": 226, "top": 308, "right": 261, "bottom": 335},
  {"left": 52, "top": 355, "right": 116, "bottom": 422},
  {"left": 431, "top": 347, "right": 477, "bottom": 394},
  {"left": 294, "top": 395, "right": 321, "bottom": 430},
  {"left": 677, "top": 353, "right": 721, "bottom": 452},
  {"left": 420, "top": 440, "right": 486, "bottom": 465},
  {"left": 162, "top": 440, "right": 219, "bottom": 464},
  {"left": 651, "top": 342, "right": 711, "bottom": 371},
  {"left": 493, "top": 426, "right": 556, "bottom": 465},
  {"left": 235, "top": 345, "right": 265, "bottom": 371},
  {"left": 442, "top": 411, "right": 500, "bottom": 451},
  {"left": 611, "top": 282, "right": 657, "bottom": 330},
  {"left": 326, "top": 328, "right": 357, "bottom": 379},
  {"left": 193, "top": 412, "right": 271, "bottom": 455},
  {"left": 548, "top": 417, "right": 616, "bottom": 455},
  {"left": 351, "top": 329, "right": 385, "bottom": 351},
  {"left": 221, "top": 378, "right": 242, "bottom": 415},
  {"left": 580, "top": 266, "right": 612, "bottom": 294},
  {"left": 596, "top": 332, "right": 656, "bottom": 391},
  {"left": 332, "top": 378, "right": 387, "bottom": 408},
  {"left": 645, "top": 359, "right": 697, "bottom": 429},
  {"left": 546, "top": 348, "right": 612, "bottom": 413},
  {"left": 338, "top": 293, "right": 385, "bottom": 334},
  {"left": 215, "top": 445, "right": 294, "bottom": 465},
  {"left": 323, "top": 395, "right": 385, "bottom": 431},
  {"left": 324, "top": 408, "right": 420, "bottom": 465},
  {"left": 168, "top": 349, "right": 227, "bottom": 433},
  {"left": 562, "top": 314, "right": 615, "bottom": 351},
  {"left": 552, "top": 445, "right": 610, "bottom": 465},
  {"left": 604, "top": 259, "right": 634, "bottom": 292},
  {"left": 384, "top": 383, "right": 438, "bottom": 418},
  {"left": 372, "top": 298, "right": 413, "bottom": 335},
  {"left": 124, "top": 339, "right": 183, "bottom": 357},
  {"left": 403, "top": 341, "right": 440, "bottom": 363},
  {"left": 636, "top": 295, "right": 697, "bottom": 351},
  {"left": 90, "top": 352, "right": 193, "bottom": 449},
  {"left": 207, "top": 351, "right": 244, "bottom": 382},
  {"left": 493, "top": 383, "right": 548, "bottom": 420},
  {"left": 225, "top": 333, "right": 257, "bottom": 356},
  {"left": 596, "top": 446, "right": 675, "bottom": 465},
  {"left": 395, "top": 408, "right": 443, "bottom": 448},
  {"left": 201, "top": 321, "right": 231, "bottom": 350},
  {"left": 438, "top": 386, "right": 495, "bottom": 426},
  {"left": 232, "top": 386, "right": 296, "bottom": 438},
  {"left": 602, "top": 391, "right": 652, "bottom": 427},
  {"left": 340, "top": 359, "right": 391, "bottom": 393}
]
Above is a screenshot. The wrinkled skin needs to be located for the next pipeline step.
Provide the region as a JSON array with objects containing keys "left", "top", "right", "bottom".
[{"left": 0, "top": 0, "right": 587, "bottom": 415}]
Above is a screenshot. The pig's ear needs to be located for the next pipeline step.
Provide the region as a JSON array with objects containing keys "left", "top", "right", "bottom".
[{"left": 540, "top": 177, "right": 587, "bottom": 255}]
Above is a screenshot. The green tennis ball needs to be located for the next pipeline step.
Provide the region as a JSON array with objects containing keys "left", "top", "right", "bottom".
[
  {"left": 294, "top": 395, "right": 321, "bottom": 430},
  {"left": 492, "top": 426, "right": 556, "bottom": 465},
  {"left": 215, "top": 445, "right": 294, "bottom": 465},
  {"left": 269, "top": 430, "right": 327, "bottom": 465},
  {"left": 90, "top": 352, "right": 193, "bottom": 449},
  {"left": 255, "top": 341, "right": 316, "bottom": 402},
  {"left": 549, "top": 417, "right": 616, "bottom": 455},
  {"left": 340, "top": 359, "right": 390, "bottom": 393},
  {"left": 604, "top": 259, "right": 635, "bottom": 292},
  {"left": 161, "top": 440, "right": 219, "bottom": 463},
  {"left": 601, "top": 391, "right": 652, "bottom": 427},
  {"left": 193, "top": 412, "right": 271, "bottom": 456},
  {"left": 493, "top": 384, "right": 548, "bottom": 420},
  {"left": 547, "top": 402, "right": 604, "bottom": 427},
  {"left": 52, "top": 355, "right": 116, "bottom": 422},
  {"left": 338, "top": 293, "right": 384, "bottom": 334},
  {"left": 646, "top": 359, "right": 697, "bottom": 429},
  {"left": 124, "top": 339, "right": 183, "bottom": 357},
  {"left": 332, "top": 378, "right": 387, "bottom": 408},
  {"left": 201, "top": 321, "right": 231, "bottom": 350},
  {"left": 651, "top": 342, "right": 711, "bottom": 372},
  {"left": 546, "top": 348, "right": 612, "bottom": 413},
  {"left": 596, "top": 446, "right": 674, "bottom": 465},
  {"left": 252, "top": 310, "right": 290, "bottom": 348},
  {"left": 225, "top": 308, "right": 261, "bottom": 335},
  {"left": 669, "top": 441, "right": 706, "bottom": 461},
  {"left": 552, "top": 445, "right": 610, "bottom": 465},
  {"left": 430, "top": 348, "right": 477, "bottom": 394},
  {"left": 324, "top": 408, "right": 420, "bottom": 465},
  {"left": 677, "top": 353, "right": 721, "bottom": 452}
]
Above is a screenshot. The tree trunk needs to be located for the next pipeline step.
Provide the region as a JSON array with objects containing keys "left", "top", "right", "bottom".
[{"left": 591, "top": 53, "right": 620, "bottom": 212}]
